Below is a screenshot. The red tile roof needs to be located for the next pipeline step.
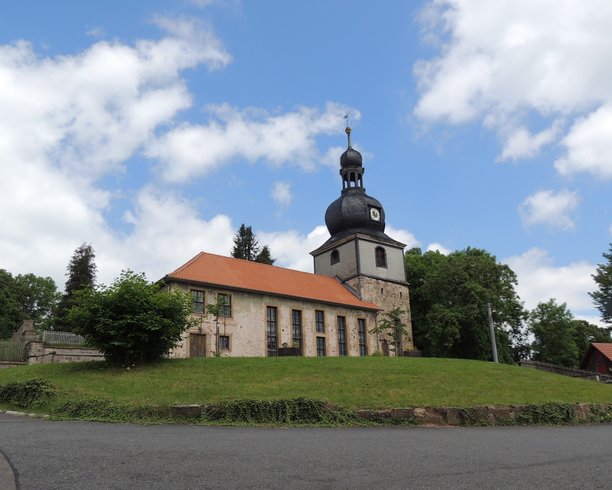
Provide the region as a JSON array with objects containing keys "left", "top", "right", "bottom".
[
  {"left": 591, "top": 343, "right": 612, "bottom": 362},
  {"left": 164, "top": 252, "right": 379, "bottom": 311}
]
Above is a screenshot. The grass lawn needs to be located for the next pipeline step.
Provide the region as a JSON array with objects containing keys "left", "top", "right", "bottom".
[{"left": 2, "top": 356, "right": 612, "bottom": 412}]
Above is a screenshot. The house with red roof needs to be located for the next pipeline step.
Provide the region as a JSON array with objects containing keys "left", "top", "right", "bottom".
[
  {"left": 162, "top": 127, "right": 413, "bottom": 358},
  {"left": 580, "top": 343, "right": 612, "bottom": 375}
]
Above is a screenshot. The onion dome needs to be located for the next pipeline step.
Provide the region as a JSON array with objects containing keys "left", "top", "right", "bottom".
[
  {"left": 340, "top": 126, "right": 363, "bottom": 168},
  {"left": 325, "top": 190, "right": 385, "bottom": 237},
  {"left": 340, "top": 147, "right": 363, "bottom": 168},
  {"left": 323, "top": 125, "right": 387, "bottom": 239}
]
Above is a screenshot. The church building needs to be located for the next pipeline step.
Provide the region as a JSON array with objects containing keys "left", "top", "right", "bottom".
[{"left": 163, "top": 127, "right": 413, "bottom": 357}]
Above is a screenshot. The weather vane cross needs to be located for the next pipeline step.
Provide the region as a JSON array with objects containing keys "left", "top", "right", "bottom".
[{"left": 344, "top": 112, "right": 351, "bottom": 128}]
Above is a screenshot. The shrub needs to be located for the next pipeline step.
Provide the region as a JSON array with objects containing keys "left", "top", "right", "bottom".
[
  {"left": 57, "top": 399, "right": 170, "bottom": 422},
  {"left": 203, "top": 397, "right": 356, "bottom": 424},
  {"left": 0, "top": 379, "right": 55, "bottom": 408},
  {"left": 69, "top": 271, "right": 195, "bottom": 365}
]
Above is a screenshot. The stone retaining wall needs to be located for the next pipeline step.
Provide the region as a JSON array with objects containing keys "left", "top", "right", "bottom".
[{"left": 355, "top": 403, "right": 612, "bottom": 425}]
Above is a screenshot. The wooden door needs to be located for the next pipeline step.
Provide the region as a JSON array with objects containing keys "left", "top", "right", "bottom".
[{"left": 189, "top": 333, "right": 207, "bottom": 358}]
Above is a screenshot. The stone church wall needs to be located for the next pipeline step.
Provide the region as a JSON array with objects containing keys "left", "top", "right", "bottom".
[
  {"left": 345, "top": 276, "right": 413, "bottom": 352},
  {"left": 167, "top": 282, "right": 379, "bottom": 358}
]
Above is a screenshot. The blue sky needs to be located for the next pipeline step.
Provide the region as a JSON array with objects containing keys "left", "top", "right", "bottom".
[{"left": 0, "top": 0, "right": 610, "bottom": 324}]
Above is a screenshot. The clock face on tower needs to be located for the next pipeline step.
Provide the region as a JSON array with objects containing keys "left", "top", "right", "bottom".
[{"left": 369, "top": 207, "right": 381, "bottom": 222}]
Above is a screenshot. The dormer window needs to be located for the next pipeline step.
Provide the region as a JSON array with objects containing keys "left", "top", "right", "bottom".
[
  {"left": 375, "top": 247, "right": 387, "bottom": 268},
  {"left": 330, "top": 249, "right": 340, "bottom": 265}
]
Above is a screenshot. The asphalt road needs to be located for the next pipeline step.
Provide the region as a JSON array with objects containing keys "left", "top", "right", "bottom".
[{"left": 2, "top": 414, "right": 612, "bottom": 489}]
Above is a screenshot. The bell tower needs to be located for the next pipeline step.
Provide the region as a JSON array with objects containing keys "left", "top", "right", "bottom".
[{"left": 311, "top": 126, "right": 413, "bottom": 352}]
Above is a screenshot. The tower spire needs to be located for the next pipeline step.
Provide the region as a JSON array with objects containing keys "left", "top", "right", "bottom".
[{"left": 344, "top": 113, "right": 352, "bottom": 148}]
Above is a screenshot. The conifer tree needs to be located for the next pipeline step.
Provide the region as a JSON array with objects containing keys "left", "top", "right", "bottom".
[
  {"left": 231, "top": 224, "right": 259, "bottom": 261},
  {"left": 231, "top": 225, "right": 275, "bottom": 264},
  {"left": 591, "top": 243, "right": 612, "bottom": 325},
  {"left": 55, "top": 243, "right": 97, "bottom": 330},
  {"left": 255, "top": 245, "right": 275, "bottom": 265}
]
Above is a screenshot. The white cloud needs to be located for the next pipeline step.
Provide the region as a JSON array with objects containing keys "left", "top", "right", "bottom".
[
  {"left": 555, "top": 104, "right": 612, "bottom": 179},
  {"left": 0, "top": 22, "right": 368, "bottom": 296},
  {"left": 497, "top": 122, "right": 561, "bottom": 162},
  {"left": 519, "top": 189, "right": 578, "bottom": 230},
  {"left": 504, "top": 247, "right": 597, "bottom": 313},
  {"left": 426, "top": 242, "right": 450, "bottom": 255},
  {"left": 321, "top": 145, "right": 347, "bottom": 169},
  {"left": 119, "top": 187, "right": 235, "bottom": 282},
  {"left": 271, "top": 182, "right": 292, "bottom": 207},
  {"left": 386, "top": 225, "right": 420, "bottom": 251},
  {"left": 0, "top": 19, "right": 231, "bottom": 288},
  {"left": 258, "top": 226, "right": 330, "bottom": 272},
  {"left": 414, "top": 1, "right": 612, "bottom": 170},
  {"left": 148, "top": 102, "right": 359, "bottom": 182}
]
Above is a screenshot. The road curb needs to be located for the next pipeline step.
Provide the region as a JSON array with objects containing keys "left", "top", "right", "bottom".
[{"left": 0, "top": 409, "right": 49, "bottom": 419}]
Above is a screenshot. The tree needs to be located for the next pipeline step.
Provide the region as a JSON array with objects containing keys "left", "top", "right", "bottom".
[
  {"left": 205, "top": 296, "right": 228, "bottom": 357},
  {"left": 56, "top": 243, "right": 97, "bottom": 329},
  {"left": 0, "top": 270, "right": 23, "bottom": 339},
  {"left": 369, "top": 308, "right": 409, "bottom": 356},
  {"left": 255, "top": 245, "right": 275, "bottom": 265},
  {"left": 405, "top": 247, "right": 525, "bottom": 363},
  {"left": 527, "top": 299, "right": 611, "bottom": 367},
  {"left": 231, "top": 224, "right": 275, "bottom": 264},
  {"left": 69, "top": 271, "right": 195, "bottom": 365},
  {"left": 0, "top": 270, "right": 60, "bottom": 338},
  {"left": 529, "top": 299, "right": 580, "bottom": 367},
  {"left": 571, "top": 319, "right": 612, "bottom": 361},
  {"left": 14, "top": 274, "right": 60, "bottom": 331},
  {"left": 591, "top": 243, "right": 612, "bottom": 325},
  {"left": 232, "top": 224, "right": 259, "bottom": 260}
]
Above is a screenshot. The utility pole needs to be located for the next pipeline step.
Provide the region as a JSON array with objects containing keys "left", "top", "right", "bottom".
[{"left": 487, "top": 302, "right": 499, "bottom": 363}]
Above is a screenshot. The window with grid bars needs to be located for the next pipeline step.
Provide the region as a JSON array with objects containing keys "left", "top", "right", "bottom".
[
  {"left": 218, "top": 293, "right": 232, "bottom": 317},
  {"left": 191, "top": 290, "right": 204, "bottom": 314},
  {"left": 315, "top": 310, "right": 325, "bottom": 333},
  {"left": 358, "top": 318, "right": 367, "bottom": 356},
  {"left": 267, "top": 306, "right": 278, "bottom": 356},
  {"left": 292, "top": 310, "right": 302, "bottom": 354},
  {"left": 316, "top": 336, "right": 326, "bottom": 356},
  {"left": 337, "top": 316, "right": 347, "bottom": 356},
  {"left": 219, "top": 335, "right": 230, "bottom": 351}
]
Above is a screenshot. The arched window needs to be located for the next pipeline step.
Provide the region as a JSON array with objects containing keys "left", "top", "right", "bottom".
[
  {"left": 375, "top": 247, "right": 387, "bottom": 268},
  {"left": 330, "top": 249, "right": 340, "bottom": 265}
]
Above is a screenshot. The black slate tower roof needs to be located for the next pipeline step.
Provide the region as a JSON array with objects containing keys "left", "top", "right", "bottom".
[{"left": 315, "top": 126, "right": 405, "bottom": 251}]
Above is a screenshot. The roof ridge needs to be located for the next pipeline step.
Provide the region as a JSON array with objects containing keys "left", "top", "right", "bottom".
[
  {"left": 169, "top": 251, "right": 206, "bottom": 275},
  {"left": 196, "top": 251, "right": 347, "bottom": 280}
]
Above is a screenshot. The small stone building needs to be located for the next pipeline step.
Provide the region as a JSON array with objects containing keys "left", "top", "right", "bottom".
[{"left": 163, "top": 126, "right": 413, "bottom": 358}]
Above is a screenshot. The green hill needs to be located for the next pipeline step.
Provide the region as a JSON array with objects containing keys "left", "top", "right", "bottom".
[{"left": 2, "top": 357, "right": 612, "bottom": 413}]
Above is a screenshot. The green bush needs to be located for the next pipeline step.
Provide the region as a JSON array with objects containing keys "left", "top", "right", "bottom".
[
  {"left": 515, "top": 402, "right": 576, "bottom": 425},
  {"left": 203, "top": 397, "right": 356, "bottom": 424},
  {"left": 57, "top": 399, "right": 170, "bottom": 422},
  {"left": 0, "top": 379, "right": 55, "bottom": 408},
  {"left": 68, "top": 271, "right": 195, "bottom": 365}
]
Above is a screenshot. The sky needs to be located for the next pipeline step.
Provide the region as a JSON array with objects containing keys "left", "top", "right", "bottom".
[{"left": 0, "top": 0, "right": 610, "bottom": 325}]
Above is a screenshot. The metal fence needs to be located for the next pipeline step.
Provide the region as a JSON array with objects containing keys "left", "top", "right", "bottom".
[
  {"left": 0, "top": 340, "right": 26, "bottom": 362},
  {"left": 42, "top": 330, "right": 87, "bottom": 346}
]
